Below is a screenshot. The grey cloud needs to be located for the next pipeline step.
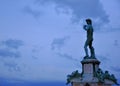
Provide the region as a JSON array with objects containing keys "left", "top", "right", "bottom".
[
  {"left": 0, "top": 39, "right": 23, "bottom": 58},
  {"left": 31, "top": 46, "right": 42, "bottom": 53},
  {"left": 35, "top": 0, "right": 109, "bottom": 24},
  {"left": 32, "top": 56, "right": 38, "bottom": 59},
  {"left": 22, "top": 6, "right": 42, "bottom": 18},
  {"left": 100, "top": 27, "right": 120, "bottom": 33},
  {"left": 113, "top": 40, "right": 119, "bottom": 47},
  {"left": 51, "top": 36, "right": 70, "bottom": 50},
  {"left": 4, "top": 62, "right": 21, "bottom": 72},
  {"left": 31, "top": 46, "right": 43, "bottom": 59},
  {"left": 57, "top": 52, "right": 81, "bottom": 68},
  {"left": 96, "top": 55, "right": 109, "bottom": 62},
  {"left": 0, "top": 49, "right": 20, "bottom": 58},
  {"left": 1, "top": 39, "right": 24, "bottom": 49},
  {"left": 57, "top": 53, "right": 78, "bottom": 62},
  {"left": 110, "top": 66, "right": 120, "bottom": 73}
]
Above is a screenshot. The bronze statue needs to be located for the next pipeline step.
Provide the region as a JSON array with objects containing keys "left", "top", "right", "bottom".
[{"left": 83, "top": 19, "right": 95, "bottom": 59}]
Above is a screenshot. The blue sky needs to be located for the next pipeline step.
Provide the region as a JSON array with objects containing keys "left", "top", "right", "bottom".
[{"left": 0, "top": 0, "right": 120, "bottom": 86}]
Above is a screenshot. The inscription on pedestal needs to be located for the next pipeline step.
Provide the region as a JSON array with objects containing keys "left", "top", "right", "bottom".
[{"left": 84, "top": 64, "right": 93, "bottom": 73}]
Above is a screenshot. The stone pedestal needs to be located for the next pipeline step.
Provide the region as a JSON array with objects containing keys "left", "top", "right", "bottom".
[
  {"left": 67, "top": 58, "right": 117, "bottom": 86},
  {"left": 81, "top": 59, "right": 100, "bottom": 77}
]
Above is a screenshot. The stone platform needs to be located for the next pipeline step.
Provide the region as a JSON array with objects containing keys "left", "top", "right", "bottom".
[{"left": 66, "top": 58, "right": 118, "bottom": 86}]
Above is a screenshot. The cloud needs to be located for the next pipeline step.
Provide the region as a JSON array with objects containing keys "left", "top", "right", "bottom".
[
  {"left": 56, "top": 52, "right": 81, "bottom": 68},
  {"left": 113, "top": 40, "right": 119, "bottom": 47},
  {"left": 110, "top": 66, "right": 120, "bottom": 73},
  {"left": 35, "top": 0, "right": 109, "bottom": 24},
  {"left": 51, "top": 36, "right": 70, "bottom": 50},
  {"left": 57, "top": 52, "right": 78, "bottom": 62},
  {"left": 1, "top": 39, "right": 24, "bottom": 49},
  {"left": 96, "top": 55, "right": 109, "bottom": 62},
  {"left": 4, "top": 62, "right": 21, "bottom": 72},
  {"left": 0, "top": 49, "right": 20, "bottom": 58},
  {"left": 32, "top": 56, "right": 38, "bottom": 59},
  {"left": 0, "top": 39, "right": 24, "bottom": 58},
  {"left": 22, "top": 6, "right": 42, "bottom": 18}
]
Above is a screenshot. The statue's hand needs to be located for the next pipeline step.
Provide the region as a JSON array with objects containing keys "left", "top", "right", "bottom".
[{"left": 83, "top": 25, "right": 87, "bottom": 29}]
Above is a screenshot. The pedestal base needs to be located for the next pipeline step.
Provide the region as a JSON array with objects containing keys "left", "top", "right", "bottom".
[{"left": 67, "top": 57, "right": 117, "bottom": 86}]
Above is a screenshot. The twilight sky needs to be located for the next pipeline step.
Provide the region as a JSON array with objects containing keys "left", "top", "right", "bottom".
[{"left": 0, "top": 0, "right": 120, "bottom": 85}]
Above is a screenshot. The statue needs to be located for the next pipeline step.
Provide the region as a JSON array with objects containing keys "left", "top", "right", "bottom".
[
  {"left": 110, "top": 74, "right": 118, "bottom": 84},
  {"left": 66, "top": 70, "right": 82, "bottom": 85},
  {"left": 83, "top": 19, "right": 95, "bottom": 59},
  {"left": 96, "top": 68, "right": 104, "bottom": 83},
  {"left": 104, "top": 71, "right": 110, "bottom": 79}
]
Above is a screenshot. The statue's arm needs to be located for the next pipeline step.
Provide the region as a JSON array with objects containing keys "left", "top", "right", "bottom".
[{"left": 83, "top": 25, "right": 88, "bottom": 31}]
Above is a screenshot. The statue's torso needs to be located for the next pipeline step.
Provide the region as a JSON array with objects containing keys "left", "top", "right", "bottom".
[{"left": 86, "top": 25, "right": 93, "bottom": 40}]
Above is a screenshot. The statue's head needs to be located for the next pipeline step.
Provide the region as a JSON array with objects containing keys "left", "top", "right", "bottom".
[{"left": 86, "top": 18, "right": 92, "bottom": 25}]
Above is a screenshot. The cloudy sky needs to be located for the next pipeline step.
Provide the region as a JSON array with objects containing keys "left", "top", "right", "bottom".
[{"left": 0, "top": 0, "right": 120, "bottom": 86}]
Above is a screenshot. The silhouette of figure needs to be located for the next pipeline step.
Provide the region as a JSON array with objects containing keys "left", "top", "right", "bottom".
[{"left": 83, "top": 19, "right": 95, "bottom": 59}]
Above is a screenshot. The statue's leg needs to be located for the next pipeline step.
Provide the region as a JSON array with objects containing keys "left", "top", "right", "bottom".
[
  {"left": 91, "top": 47, "right": 95, "bottom": 58},
  {"left": 84, "top": 40, "right": 89, "bottom": 57},
  {"left": 89, "top": 40, "right": 95, "bottom": 58}
]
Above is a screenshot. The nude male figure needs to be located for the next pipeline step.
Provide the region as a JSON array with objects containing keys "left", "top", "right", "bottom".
[{"left": 83, "top": 19, "right": 95, "bottom": 58}]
